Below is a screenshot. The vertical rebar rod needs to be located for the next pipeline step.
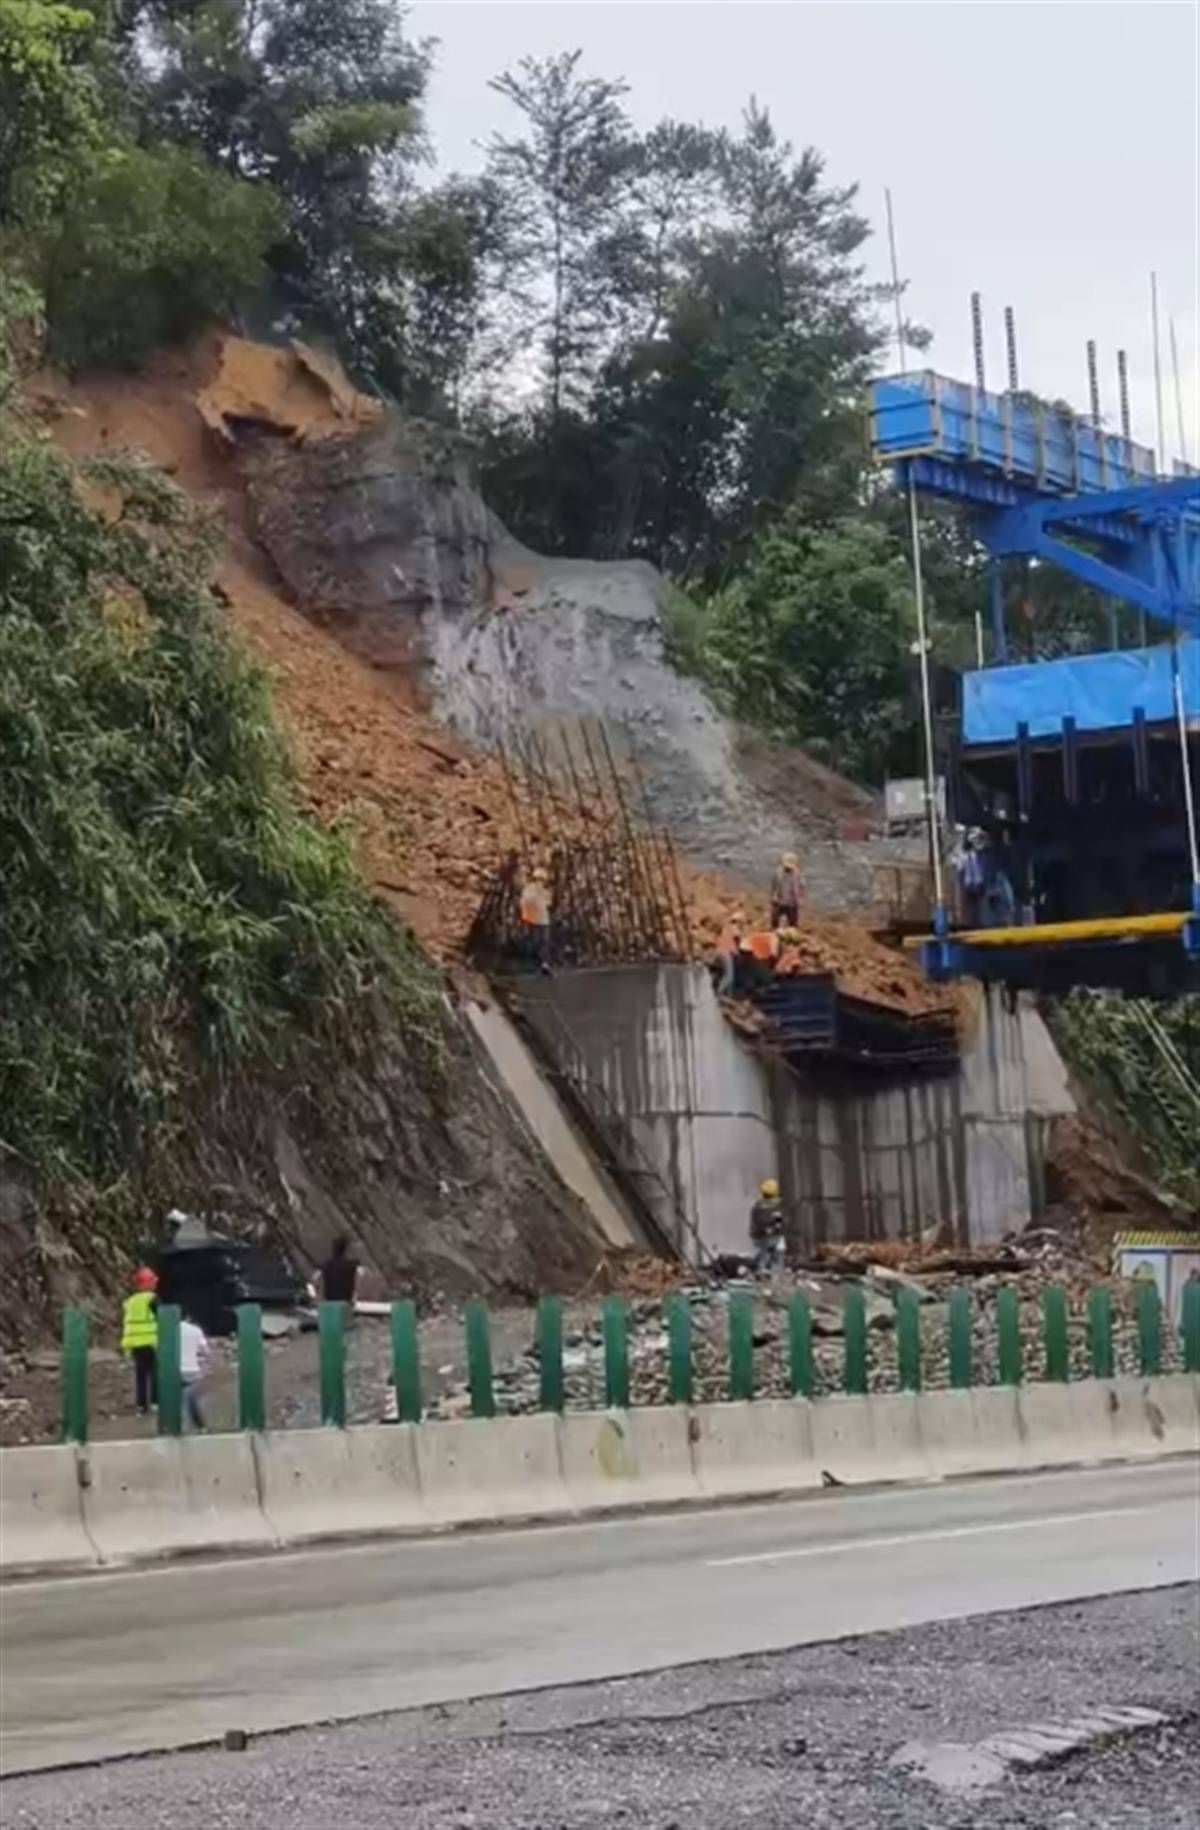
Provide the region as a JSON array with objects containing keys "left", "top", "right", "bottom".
[
  {"left": 628, "top": 737, "right": 686, "bottom": 959},
  {"left": 598, "top": 722, "right": 658, "bottom": 954}
]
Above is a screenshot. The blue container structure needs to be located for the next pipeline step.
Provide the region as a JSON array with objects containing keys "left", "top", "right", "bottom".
[{"left": 867, "top": 369, "right": 1200, "bottom": 996}]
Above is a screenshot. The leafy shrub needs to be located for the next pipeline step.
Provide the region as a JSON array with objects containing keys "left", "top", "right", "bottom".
[
  {"left": 42, "top": 143, "right": 278, "bottom": 367},
  {"left": 0, "top": 409, "right": 441, "bottom": 1206}
]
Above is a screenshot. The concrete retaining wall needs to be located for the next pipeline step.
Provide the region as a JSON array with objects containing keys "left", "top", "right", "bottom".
[
  {"left": 3, "top": 1377, "right": 1193, "bottom": 1579},
  {"left": 515, "top": 967, "right": 1074, "bottom": 1259}
]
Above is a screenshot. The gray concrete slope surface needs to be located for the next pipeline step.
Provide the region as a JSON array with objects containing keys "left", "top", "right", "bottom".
[{"left": 2, "top": 1459, "right": 1195, "bottom": 1776}]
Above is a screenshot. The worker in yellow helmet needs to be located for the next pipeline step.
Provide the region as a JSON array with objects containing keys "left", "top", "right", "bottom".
[
  {"left": 749, "top": 1178, "right": 785, "bottom": 1275},
  {"left": 121, "top": 1266, "right": 159, "bottom": 1416}
]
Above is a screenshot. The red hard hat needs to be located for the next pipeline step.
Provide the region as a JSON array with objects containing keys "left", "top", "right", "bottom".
[{"left": 133, "top": 1266, "right": 158, "bottom": 1291}]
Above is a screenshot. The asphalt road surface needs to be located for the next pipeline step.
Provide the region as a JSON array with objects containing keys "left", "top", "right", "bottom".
[
  {"left": 3, "top": 1586, "right": 1197, "bottom": 1828},
  {"left": 3, "top": 1459, "right": 1195, "bottom": 1776}
]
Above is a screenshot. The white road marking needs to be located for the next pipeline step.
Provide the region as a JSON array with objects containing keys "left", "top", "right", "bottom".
[{"left": 705, "top": 1505, "right": 1158, "bottom": 1567}]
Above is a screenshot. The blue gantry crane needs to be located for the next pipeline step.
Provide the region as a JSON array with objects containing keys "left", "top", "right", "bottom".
[{"left": 867, "top": 366, "right": 1200, "bottom": 997}]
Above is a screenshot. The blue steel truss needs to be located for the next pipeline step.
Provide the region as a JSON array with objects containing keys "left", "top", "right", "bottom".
[{"left": 869, "top": 372, "right": 1200, "bottom": 635}]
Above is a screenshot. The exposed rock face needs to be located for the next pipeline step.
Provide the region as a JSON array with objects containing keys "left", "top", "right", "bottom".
[
  {"left": 245, "top": 416, "right": 492, "bottom": 679},
  {"left": 242, "top": 393, "right": 915, "bottom": 897}
]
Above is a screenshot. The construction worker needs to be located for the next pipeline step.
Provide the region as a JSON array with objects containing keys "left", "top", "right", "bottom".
[
  {"left": 519, "top": 865, "right": 552, "bottom": 974},
  {"left": 179, "top": 1311, "right": 210, "bottom": 1432},
  {"left": 712, "top": 913, "right": 746, "bottom": 995},
  {"left": 749, "top": 1179, "right": 786, "bottom": 1274},
  {"left": 121, "top": 1266, "right": 159, "bottom": 1416},
  {"left": 770, "top": 852, "right": 804, "bottom": 929}
]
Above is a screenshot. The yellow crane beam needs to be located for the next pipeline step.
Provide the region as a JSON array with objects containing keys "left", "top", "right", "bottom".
[{"left": 903, "top": 911, "right": 1188, "bottom": 952}]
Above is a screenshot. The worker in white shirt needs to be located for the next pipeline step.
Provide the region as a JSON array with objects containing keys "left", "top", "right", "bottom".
[{"left": 179, "top": 1313, "right": 209, "bottom": 1432}]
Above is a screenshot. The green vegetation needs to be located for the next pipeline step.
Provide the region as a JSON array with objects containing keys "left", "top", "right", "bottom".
[
  {"left": 663, "top": 516, "right": 917, "bottom": 781},
  {"left": 0, "top": 304, "right": 441, "bottom": 1225},
  {"left": 1050, "top": 995, "right": 1200, "bottom": 1207},
  {"left": 1, "top": 7, "right": 1136, "bottom": 780}
]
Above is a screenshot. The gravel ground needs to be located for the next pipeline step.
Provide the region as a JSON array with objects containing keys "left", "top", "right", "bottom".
[
  {"left": 1, "top": 1268, "right": 1183, "bottom": 1445},
  {"left": 4, "top": 1587, "right": 1196, "bottom": 1828}
]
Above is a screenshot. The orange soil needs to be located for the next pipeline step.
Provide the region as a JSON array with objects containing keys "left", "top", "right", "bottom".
[{"left": 30, "top": 333, "right": 955, "bottom": 1016}]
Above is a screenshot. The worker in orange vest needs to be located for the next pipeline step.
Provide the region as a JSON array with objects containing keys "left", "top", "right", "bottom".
[{"left": 519, "top": 865, "right": 552, "bottom": 974}]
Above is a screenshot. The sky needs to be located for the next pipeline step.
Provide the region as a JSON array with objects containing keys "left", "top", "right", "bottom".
[{"left": 406, "top": 0, "right": 1199, "bottom": 465}]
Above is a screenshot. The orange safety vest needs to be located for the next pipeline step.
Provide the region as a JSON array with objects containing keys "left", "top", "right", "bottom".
[
  {"left": 519, "top": 884, "right": 549, "bottom": 926},
  {"left": 747, "top": 931, "right": 779, "bottom": 962}
]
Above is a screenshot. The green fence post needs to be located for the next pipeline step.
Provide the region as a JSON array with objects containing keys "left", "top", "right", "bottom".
[
  {"left": 947, "top": 1287, "right": 973, "bottom": 1390},
  {"left": 843, "top": 1285, "right": 868, "bottom": 1396},
  {"left": 537, "top": 1296, "right": 564, "bottom": 1414},
  {"left": 603, "top": 1296, "right": 630, "bottom": 1409},
  {"left": 61, "top": 1308, "right": 89, "bottom": 1446},
  {"left": 1182, "top": 1280, "right": 1200, "bottom": 1375},
  {"left": 1042, "top": 1285, "right": 1070, "bottom": 1383},
  {"left": 465, "top": 1299, "right": 495, "bottom": 1419},
  {"left": 996, "top": 1287, "right": 1023, "bottom": 1386},
  {"left": 236, "top": 1304, "right": 265, "bottom": 1432},
  {"left": 666, "top": 1293, "right": 693, "bottom": 1406},
  {"left": 1087, "top": 1285, "right": 1115, "bottom": 1380},
  {"left": 896, "top": 1289, "right": 922, "bottom": 1393},
  {"left": 788, "top": 1293, "right": 813, "bottom": 1399},
  {"left": 156, "top": 1303, "right": 182, "bottom": 1436},
  {"left": 318, "top": 1301, "right": 347, "bottom": 1427},
  {"left": 1136, "top": 1280, "right": 1162, "bottom": 1377},
  {"left": 729, "top": 1291, "right": 755, "bottom": 1402},
  {"left": 390, "top": 1299, "right": 422, "bottom": 1423}
]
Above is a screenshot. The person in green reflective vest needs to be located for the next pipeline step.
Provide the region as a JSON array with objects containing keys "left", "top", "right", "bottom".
[{"left": 121, "top": 1267, "right": 159, "bottom": 1415}]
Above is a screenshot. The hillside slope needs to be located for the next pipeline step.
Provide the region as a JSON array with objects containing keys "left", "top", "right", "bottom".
[
  {"left": 34, "top": 335, "right": 948, "bottom": 1019},
  {"left": 4, "top": 346, "right": 614, "bottom": 1344}
]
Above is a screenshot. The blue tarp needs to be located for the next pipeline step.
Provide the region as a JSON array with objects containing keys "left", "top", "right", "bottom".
[{"left": 962, "top": 640, "right": 1200, "bottom": 745}]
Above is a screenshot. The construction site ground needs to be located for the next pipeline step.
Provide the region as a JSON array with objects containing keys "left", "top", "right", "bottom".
[{"left": 0, "top": 1236, "right": 1178, "bottom": 1449}]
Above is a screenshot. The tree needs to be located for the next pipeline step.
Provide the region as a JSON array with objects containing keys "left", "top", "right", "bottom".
[
  {"left": 485, "top": 50, "right": 635, "bottom": 421},
  {"left": 43, "top": 142, "right": 278, "bottom": 367},
  {"left": 479, "top": 89, "right": 887, "bottom": 578},
  {"left": 119, "top": 0, "right": 459, "bottom": 393},
  {"left": 0, "top": 0, "right": 102, "bottom": 227},
  {"left": 689, "top": 514, "right": 917, "bottom": 780},
  {"left": 601, "top": 103, "right": 882, "bottom": 579}
]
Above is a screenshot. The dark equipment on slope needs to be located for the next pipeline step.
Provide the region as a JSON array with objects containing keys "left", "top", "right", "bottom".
[{"left": 156, "top": 1215, "right": 309, "bottom": 1337}]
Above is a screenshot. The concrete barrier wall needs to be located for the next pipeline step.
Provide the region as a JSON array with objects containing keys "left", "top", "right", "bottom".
[
  {"left": 0, "top": 1445, "right": 97, "bottom": 1576},
  {"left": 4, "top": 1376, "right": 1196, "bottom": 1579},
  {"left": 82, "top": 1435, "right": 274, "bottom": 1564}
]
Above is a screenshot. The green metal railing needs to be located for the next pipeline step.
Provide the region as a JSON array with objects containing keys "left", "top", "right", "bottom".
[{"left": 55, "top": 1278, "right": 1200, "bottom": 1443}]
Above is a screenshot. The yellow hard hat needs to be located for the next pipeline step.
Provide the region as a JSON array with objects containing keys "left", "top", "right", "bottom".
[
  {"left": 531, "top": 866, "right": 548, "bottom": 881},
  {"left": 760, "top": 1178, "right": 779, "bottom": 1199}
]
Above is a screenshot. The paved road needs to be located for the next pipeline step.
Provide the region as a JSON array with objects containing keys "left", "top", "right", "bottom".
[
  {"left": 5, "top": 1587, "right": 1197, "bottom": 1829},
  {"left": 2, "top": 1460, "right": 1195, "bottom": 1775}
]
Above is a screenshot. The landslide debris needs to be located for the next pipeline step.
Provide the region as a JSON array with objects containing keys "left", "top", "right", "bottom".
[{"left": 32, "top": 332, "right": 953, "bottom": 1020}]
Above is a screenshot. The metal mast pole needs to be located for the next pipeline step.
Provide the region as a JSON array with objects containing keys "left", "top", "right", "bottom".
[
  {"left": 1150, "top": 271, "right": 1166, "bottom": 475},
  {"left": 885, "top": 191, "right": 945, "bottom": 923},
  {"left": 1169, "top": 318, "right": 1190, "bottom": 465}
]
